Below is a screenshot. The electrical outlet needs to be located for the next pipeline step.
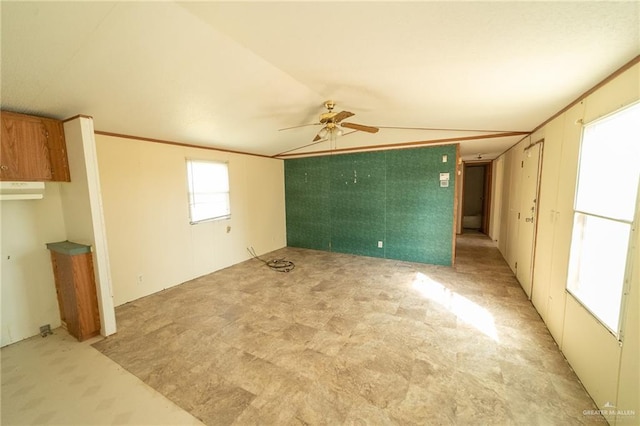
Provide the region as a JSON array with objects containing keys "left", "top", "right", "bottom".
[
  {"left": 378, "top": 241, "right": 383, "bottom": 248},
  {"left": 137, "top": 274, "right": 143, "bottom": 284}
]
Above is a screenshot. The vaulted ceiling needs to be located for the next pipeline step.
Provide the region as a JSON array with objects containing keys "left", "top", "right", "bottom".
[{"left": 2, "top": 2, "right": 638, "bottom": 160}]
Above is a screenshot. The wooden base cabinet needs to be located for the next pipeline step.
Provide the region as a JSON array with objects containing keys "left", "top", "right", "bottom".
[{"left": 47, "top": 241, "right": 101, "bottom": 341}]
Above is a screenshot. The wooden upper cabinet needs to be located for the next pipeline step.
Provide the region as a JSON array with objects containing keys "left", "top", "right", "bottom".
[
  {"left": 41, "top": 117, "right": 71, "bottom": 181},
  {"left": 0, "top": 111, "right": 70, "bottom": 182},
  {"left": 1, "top": 112, "right": 52, "bottom": 180}
]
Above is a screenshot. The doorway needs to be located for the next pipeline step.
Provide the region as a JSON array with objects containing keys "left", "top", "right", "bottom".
[{"left": 462, "top": 162, "right": 492, "bottom": 234}]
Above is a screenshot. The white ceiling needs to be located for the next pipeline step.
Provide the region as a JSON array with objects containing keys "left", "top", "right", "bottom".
[{"left": 1, "top": 1, "right": 638, "bottom": 160}]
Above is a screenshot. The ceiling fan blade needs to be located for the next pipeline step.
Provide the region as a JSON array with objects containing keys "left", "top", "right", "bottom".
[
  {"left": 333, "top": 110, "right": 355, "bottom": 123},
  {"left": 274, "top": 129, "right": 359, "bottom": 157},
  {"left": 275, "top": 137, "right": 329, "bottom": 157},
  {"left": 278, "top": 122, "right": 320, "bottom": 131},
  {"left": 313, "top": 134, "right": 322, "bottom": 142},
  {"left": 341, "top": 122, "right": 379, "bottom": 133}
]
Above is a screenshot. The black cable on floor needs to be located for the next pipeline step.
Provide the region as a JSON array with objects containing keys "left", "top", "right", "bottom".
[{"left": 247, "top": 247, "right": 295, "bottom": 273}]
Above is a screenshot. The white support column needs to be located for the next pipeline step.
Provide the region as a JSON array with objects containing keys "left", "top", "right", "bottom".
[{"left": 61, "top": 117, "right": 116, "bottom": 336}]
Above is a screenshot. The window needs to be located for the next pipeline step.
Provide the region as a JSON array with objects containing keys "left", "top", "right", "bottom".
[
  {"left": 567, "top": 102, "right": 640, "bottom": 337},
  {"left": 186, "top": 159, "right": 230, "bottom": 224}
]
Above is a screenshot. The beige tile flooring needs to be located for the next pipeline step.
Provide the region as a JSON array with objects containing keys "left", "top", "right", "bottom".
[
  {"left": 83, "top": 233, "right": 602, "bottom": 425},
  {"left": 1, "top": 233, "right": 604, "bottom": 425}
]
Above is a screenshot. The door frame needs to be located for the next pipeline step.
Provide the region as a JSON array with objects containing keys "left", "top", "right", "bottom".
[
  {"left": 460, "top": 161, "right": 493, "bottom": 234},
  {"left": 482, "top": 163, "right": 493, "bottom": 234}
]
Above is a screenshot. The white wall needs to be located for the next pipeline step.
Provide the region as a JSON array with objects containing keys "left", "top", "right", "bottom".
[
  {"left": 494, "top": 62, "right": 639, "bottom": 424},
  {"left": 95, "top": 134, "right": 286, "bottom": 306},
  {"left": 61, "top": 117, "right": 116, "bottom": 336},
  {"left": 501, "top": 139, "right": 525, "bottom": 273},
  {"left": 488, "top": 157, "right": 503, "bottom": 243},
  {"left": 456, "top": 162, "right": 464, "bottom": 234},
  {"left": 0, "top": 184, "right": 67, "bottom": 346},
  {"left": 497, "top": 152, "right": 512, "bottom": 256}
]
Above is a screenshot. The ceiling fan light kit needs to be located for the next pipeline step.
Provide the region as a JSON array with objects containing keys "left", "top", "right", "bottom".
[{"left": 282, "top": 100, "right": 381, "bottom": 146}]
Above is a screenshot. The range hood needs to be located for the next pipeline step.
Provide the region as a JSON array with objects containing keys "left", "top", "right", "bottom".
[{"left": 0, "top": 181, "right": 46, "bottom": 200}]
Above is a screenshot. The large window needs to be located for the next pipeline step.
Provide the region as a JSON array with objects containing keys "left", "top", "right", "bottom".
[
  {"left": 186, "top": 159, "right": 230, "bottom": 224},
  {"left": 567, "top": 102, "right": 640, "bottom": 337}
]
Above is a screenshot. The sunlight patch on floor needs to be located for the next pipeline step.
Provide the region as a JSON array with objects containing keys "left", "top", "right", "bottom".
[{"left": 412, "top": 272, "right": 499, "bottom": 342}]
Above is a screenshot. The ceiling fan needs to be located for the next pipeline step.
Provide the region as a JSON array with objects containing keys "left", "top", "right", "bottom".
[{"left": 279, "top": 100, "right": 379, "bottom": 142}]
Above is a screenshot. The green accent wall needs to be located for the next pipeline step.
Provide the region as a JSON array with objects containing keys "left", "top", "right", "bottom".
[
  {"left": 285, "top": 144, "right": 457, "bottom": 265},
  {"left": 284, "top": 156, "right": 331, "bottom": 251}
]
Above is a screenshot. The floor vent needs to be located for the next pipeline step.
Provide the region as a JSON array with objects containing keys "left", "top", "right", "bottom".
[{"left": 40, "top": 324, "right": 53, "bottom": 337}]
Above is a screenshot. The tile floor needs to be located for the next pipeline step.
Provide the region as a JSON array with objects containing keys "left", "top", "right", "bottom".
[
  {"left": 2, "top": 233, "right": 604, "bottom": 425},
  {"left": 83, "top": 233, "right": 602, "bottom": 425}
]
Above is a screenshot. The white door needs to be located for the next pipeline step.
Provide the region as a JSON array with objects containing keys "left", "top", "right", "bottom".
[{"left": 516, "top": 142, "right": 542, "bottom": 298}]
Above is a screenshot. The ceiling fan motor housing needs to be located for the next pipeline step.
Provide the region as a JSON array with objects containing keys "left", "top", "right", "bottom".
[
  {"left": 320, "top": 112, "right": 338, "bottom": 123},
  {"left": 280, "top": 100, "right": 379, "bottom": 144}
]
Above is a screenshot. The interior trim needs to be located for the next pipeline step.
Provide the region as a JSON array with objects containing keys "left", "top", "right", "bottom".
[
  {"left": 274, "top": 131, "right": 529, "bottom": 158},
  {"left": 93, "top": 130, "right": 273, "bottom": 159},
  {"left": 63, "top": 114, "right": 94, "bottom": 122}
]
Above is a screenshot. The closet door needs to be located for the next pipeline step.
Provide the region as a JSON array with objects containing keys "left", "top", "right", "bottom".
[
  {"left": 515, "top": 142, "right": 542, "bottom": 298},
  {"left": 531, "top": 116, "right": 564, "bottom": 322},
  {"left": 546, "top": 101, "right": 585, "bottom": 346}
]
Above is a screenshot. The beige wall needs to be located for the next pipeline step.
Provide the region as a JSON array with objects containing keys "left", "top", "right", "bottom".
[
  {"left": 488, "top": 156, "right": 503, "bottom": 243},
  {"left": 494, "top": 62, "right": 639, "bottom": 423},
  {"left": 95, "top": 135, "right": 286, "bottom": 307},
  {"left": 617, "top": 199, "right": 639, "bottom": 424},
  {"left": 503, "top": 139, "right": 524, "bottom": 273}
]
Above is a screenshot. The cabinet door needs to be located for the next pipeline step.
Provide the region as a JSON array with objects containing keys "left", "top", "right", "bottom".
[
  {"left": 72, "top": 253, "right": 101, "bottom": 340},
  {"left": 41, "top": 118, "right": 70, "bottom": 181},
  {"left": 0, "top": 112, "right": 52, "bottom": 180},
  {"left": 50, "top": 252, "right": 81, "bottom": 338}
]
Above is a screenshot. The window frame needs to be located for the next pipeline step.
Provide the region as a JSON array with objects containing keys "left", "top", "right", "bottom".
[
  {"left": 185, "top": 158, "right": 231, "bottom": 225},
  {"left": 566, "top": 101, "right": 640, "bottom": 340}
]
